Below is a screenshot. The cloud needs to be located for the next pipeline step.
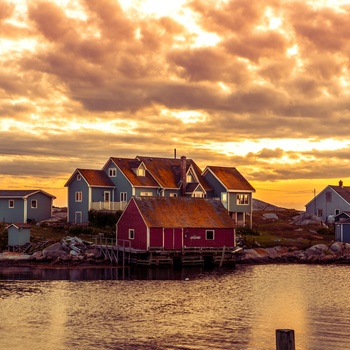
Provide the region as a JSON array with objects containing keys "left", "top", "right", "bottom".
[{"left": 2, "top": 0, "right": 350, "bottom": 209}]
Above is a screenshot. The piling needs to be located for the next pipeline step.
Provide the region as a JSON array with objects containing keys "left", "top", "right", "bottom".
[{"left": 276, "top": 329, "right": 295, "bottom": 350}]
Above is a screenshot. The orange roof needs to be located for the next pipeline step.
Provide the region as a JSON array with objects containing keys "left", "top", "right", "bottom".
[
  {"left": 133, "top": 196, "right": 235, "bottom": 228},
  {"left": 78, "top": 169, "right": 115, "bottom": 187},
  {"left": 137, "top": 156, "right": 213, "bottom": 191},
  {"left": 204, "top": 166, "right": 255, "bottom": 192},
  {"left": 109, "top": 158, "right": 159, "bottom": 187}
]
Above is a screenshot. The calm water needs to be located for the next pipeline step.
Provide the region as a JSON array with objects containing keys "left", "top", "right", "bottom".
[{"left": 1, "top": 264, "right": 350, "bottom": 350}]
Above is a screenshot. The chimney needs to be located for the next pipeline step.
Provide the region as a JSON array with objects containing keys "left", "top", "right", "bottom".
[
  {"left": 339, "top": 180, "right": 343, "bottom": 187},
  {"left": 181, "top": 155, "right": 187, "bottom": 196},
  {"left": 174, "top": 148, "right": 176, "bottom": 159}
]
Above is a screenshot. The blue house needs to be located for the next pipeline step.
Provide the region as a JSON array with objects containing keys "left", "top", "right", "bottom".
[
  {"left": 65, "top": 155, "right": 255, "bottom": 227},
  {"left": 202, "top": 166, "right": 256, "bottom": 227},
  {"left": 0, "top": 190, "right": 56, "bottom": 224}
]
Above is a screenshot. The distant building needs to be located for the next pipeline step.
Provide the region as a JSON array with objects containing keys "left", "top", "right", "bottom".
[
  {"left": 0, "top": 190, "right": 56, "bottom": 224},
  {"left": 305, "top": 180, "right": 350, "bottom": 223}
]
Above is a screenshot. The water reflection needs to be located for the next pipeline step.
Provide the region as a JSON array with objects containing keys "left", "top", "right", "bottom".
[{"left": 1, "top": 265, "right": 350, "bottom": 350}]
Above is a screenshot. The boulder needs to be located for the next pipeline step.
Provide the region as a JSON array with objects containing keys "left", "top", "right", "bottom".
[{"left": 42, "top": 242, "right": 69, "bottom": 259}]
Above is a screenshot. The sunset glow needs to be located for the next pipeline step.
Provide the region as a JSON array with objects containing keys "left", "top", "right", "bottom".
[{"left": 1, "top": 0, "right": 350, "bottom": 210}]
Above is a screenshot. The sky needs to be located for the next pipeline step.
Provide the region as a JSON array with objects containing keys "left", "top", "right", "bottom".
[{"left": 1, "top": 0, "right": 350, "bottom": 210}]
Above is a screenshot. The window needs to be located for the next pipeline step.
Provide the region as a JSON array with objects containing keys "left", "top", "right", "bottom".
[
  {"left": 9, "top": 200, "right": 14, "bottom": 208},
  {"left": 193, "top": 192, "right": 204, "bottom": 197},
  {"left": 108, "top": 168, "right": 116, "bottom": 177},
  {"left": 137, "top": 167, "right": 145, "bottom": 176},
  {"left": 77, "top": 174, "right": 81, "bottom": 181},
  {"left": 334, "top": 209, "right": 340, "bottom": 216},
  {"left": 31, "top": 200, "right": 37, "bottom": 208},
  {"left": 75, "top": 192, "right": 82, "bottom": 202},
  {"left": 186, "top": 173, "right": 193, "bottom": 183},
  {"left": 120, "top": 192, "right": 127, "bottom": 202},
  {"left": 221, "top": 193, "right": 227, "bottom": 203},
  {"left": 129, "top": 229, "right": 135, "bottom": 240},
  {"left": 237, "top": 194, "right": 249, "bottom": 205},
  {"left": 140, "top": 192, "right": 152, "bottom": 196},
  {"left": 206, "top": 230, "right": 214, "bottom": 240},
  {"left": 317, "top": 209, "right": 323, "bottom": 217}
]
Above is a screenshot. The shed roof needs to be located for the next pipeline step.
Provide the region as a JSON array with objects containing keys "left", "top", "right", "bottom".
[
  {"left": 203, "top": 166, "right": 255, "bottom": 192},
  {"left": 0, "top": 190, "right": 56, "bottom": 199},
  {"left": 133, "top": 196, "right": 235, "bottom": 229}
]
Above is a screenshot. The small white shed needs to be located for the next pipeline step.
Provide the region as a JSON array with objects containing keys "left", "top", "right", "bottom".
[{"left": 7, "top": 224, "right": 31, "bottom": 247}]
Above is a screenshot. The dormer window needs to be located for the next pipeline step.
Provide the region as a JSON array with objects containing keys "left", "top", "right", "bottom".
[
  {"left": 137, "top": 164, "right": 146, "bottom": 176},
  {"left": 186, "top": 173, "right": 193, "bottom": 183}
]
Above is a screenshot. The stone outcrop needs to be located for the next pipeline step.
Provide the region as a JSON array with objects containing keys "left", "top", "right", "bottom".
[{"left": 238, "top": 242, "right": 350, "bottom": 264}]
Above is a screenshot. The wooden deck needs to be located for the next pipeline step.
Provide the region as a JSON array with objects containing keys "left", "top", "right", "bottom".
[{"left": 94, "top": 237, "right": 241, "bottom": 267}]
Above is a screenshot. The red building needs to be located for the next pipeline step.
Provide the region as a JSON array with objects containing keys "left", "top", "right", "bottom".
[{"left": 116, "top": 196, "right": 236, "bottom": 251}]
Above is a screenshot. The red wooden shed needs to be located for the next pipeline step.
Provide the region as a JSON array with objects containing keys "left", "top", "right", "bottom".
[{"left": 116, "top": 196, "right": 235, "bottom": 251}]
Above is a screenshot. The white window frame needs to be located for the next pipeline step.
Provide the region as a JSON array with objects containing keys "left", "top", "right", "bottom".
[
  {"left": 9, "top": 200, "right": 14, "bottom": 208},
  {"left": 108, "top": 168, "right": 116, "bottom": 177},
  {"left": 206, "top": 230, "right": 215, "bottom": 240},
  {"left": 75, "top": 191, "right": 82, "bottom": 202},
  {"left": 129, "top": 229, "right": 135, "bottom": 240},
  {"left": 137, "top": 166, "right": 145, "bottom": 176},
  {"left": 31, "top": 199, "right": 37, "bottom": 209},
  {"left": 193, "top": 192, "right": 204, "bottom": 198},
  {"left": 120, "top": 192, "right": 127, "bottom": 202},
  {"left": 186, "top": 173, "right": 193, "bottom": 183},
  {"left": 221, "top": 193, "right": 227, "bottom": 203},
  {"left": 140, "top": 192, "right": 152, "bottom": 196},
  {"left": 237, "top": 194, "right": 249, "bottom": 205}
]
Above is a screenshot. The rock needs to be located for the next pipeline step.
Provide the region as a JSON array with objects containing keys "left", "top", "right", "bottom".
[
  {"left": 42, "top": 242, "right": 69, "bottom": 259},
  {"left": 262, "top": 213, "right": 279, "bottom": 220}
]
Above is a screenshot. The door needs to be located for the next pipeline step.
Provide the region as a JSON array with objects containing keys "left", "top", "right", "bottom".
[
  {"left": 75, "top": 211, "right": 82, "bottom": 224},
  {"left": 104, "top": 191, "right": 111, "bottom": 209}
]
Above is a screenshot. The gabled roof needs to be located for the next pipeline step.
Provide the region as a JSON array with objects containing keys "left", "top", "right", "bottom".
[
  {"left": 305, "top": 185, "right": 350, "bottom": 207},
  {"left": 203, "top": 166, "right": 255, "bottom": 192},
  {"left": 108, "top": 158, "right": 159, "bottom": 187},
  {"left": 133, "top": 196, "right": 235, "bottom": 228},
  {"left": 329, "top": 186, "right": 350, "bottom": 204},
  {"left": 0, "top": 190, "right": 56, "bottom": 199},
  {"left": 137, "top": 156, "right": 213, "bottom": 191},
  {"left": 64, "top": 169, "right": 115, "bottom": 187}
]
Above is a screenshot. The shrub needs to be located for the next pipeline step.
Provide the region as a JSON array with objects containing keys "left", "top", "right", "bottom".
[
  {"left": 88, "top": 210, "right": 123, "bottom": 228},
  {"left": 236, "top": 226, "right": 261, "bottom": 236},
  {"left": 317, "top": 227, "right": 334, "bottom": 236}
]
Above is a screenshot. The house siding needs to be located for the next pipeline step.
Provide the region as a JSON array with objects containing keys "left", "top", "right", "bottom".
[
  {"left": 67, "top": 177, "right": 90, "bottom": 223},
  {"left": 306, "top": 186, "right": 349, "bottom": 222},
  {"left": 117, "top": 200, "right": 148, "bottom": 250},
  {"left": 149, "top": 227, "right": 163, "bottom": 248},
  {"left": 335, "top": 222, "right": 350, "bottom": 243},
  {"left": 183, "top": 228, "right": 234, "bottom": 248},
  {"left": 26, "top": 192, "right": 53, "bottom": 222},
  {"left": 0, "top": 199, "right": 25, "bottom": 223},
  {"left": 105, "top": 163, "right": 133, "bottom": 203},
  {"left": 203, "top": 171, "right": 226, "bottom": 199},
  {"left": 8, "top": 226, "right": 30, "bottom": 246},
  {"left": 228, "top": 192, "right": 252, "bottom": 213}
]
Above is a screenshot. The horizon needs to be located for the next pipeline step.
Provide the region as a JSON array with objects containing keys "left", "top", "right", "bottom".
[{"left": 1, "top": 0, "right": 350, "bottom": 211}]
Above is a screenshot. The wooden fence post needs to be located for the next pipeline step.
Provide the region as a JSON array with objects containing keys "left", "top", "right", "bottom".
[{"left": 276, "top": 329, "right": 295, "bottom": 350}]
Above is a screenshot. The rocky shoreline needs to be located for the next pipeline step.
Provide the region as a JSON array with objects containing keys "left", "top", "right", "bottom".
[
  {"left": 1, "top": 241, "right": 350, "bottom": 268},
  {"left": 237, "top": 241, "right": 350, "bottom": 264}
]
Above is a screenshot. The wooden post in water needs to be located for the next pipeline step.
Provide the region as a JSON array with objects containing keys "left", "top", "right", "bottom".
[{"left": 276, "top": 329, "right": 295, "bottom": 350}]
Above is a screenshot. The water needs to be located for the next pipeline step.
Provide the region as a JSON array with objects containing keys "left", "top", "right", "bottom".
[{"left": 1, "top": 264, "right": 350, "bottom": 350}]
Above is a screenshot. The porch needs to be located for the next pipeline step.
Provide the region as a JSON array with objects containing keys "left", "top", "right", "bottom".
[{"left": 90, "top": 201, "right": 128, "bottom": 211}]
